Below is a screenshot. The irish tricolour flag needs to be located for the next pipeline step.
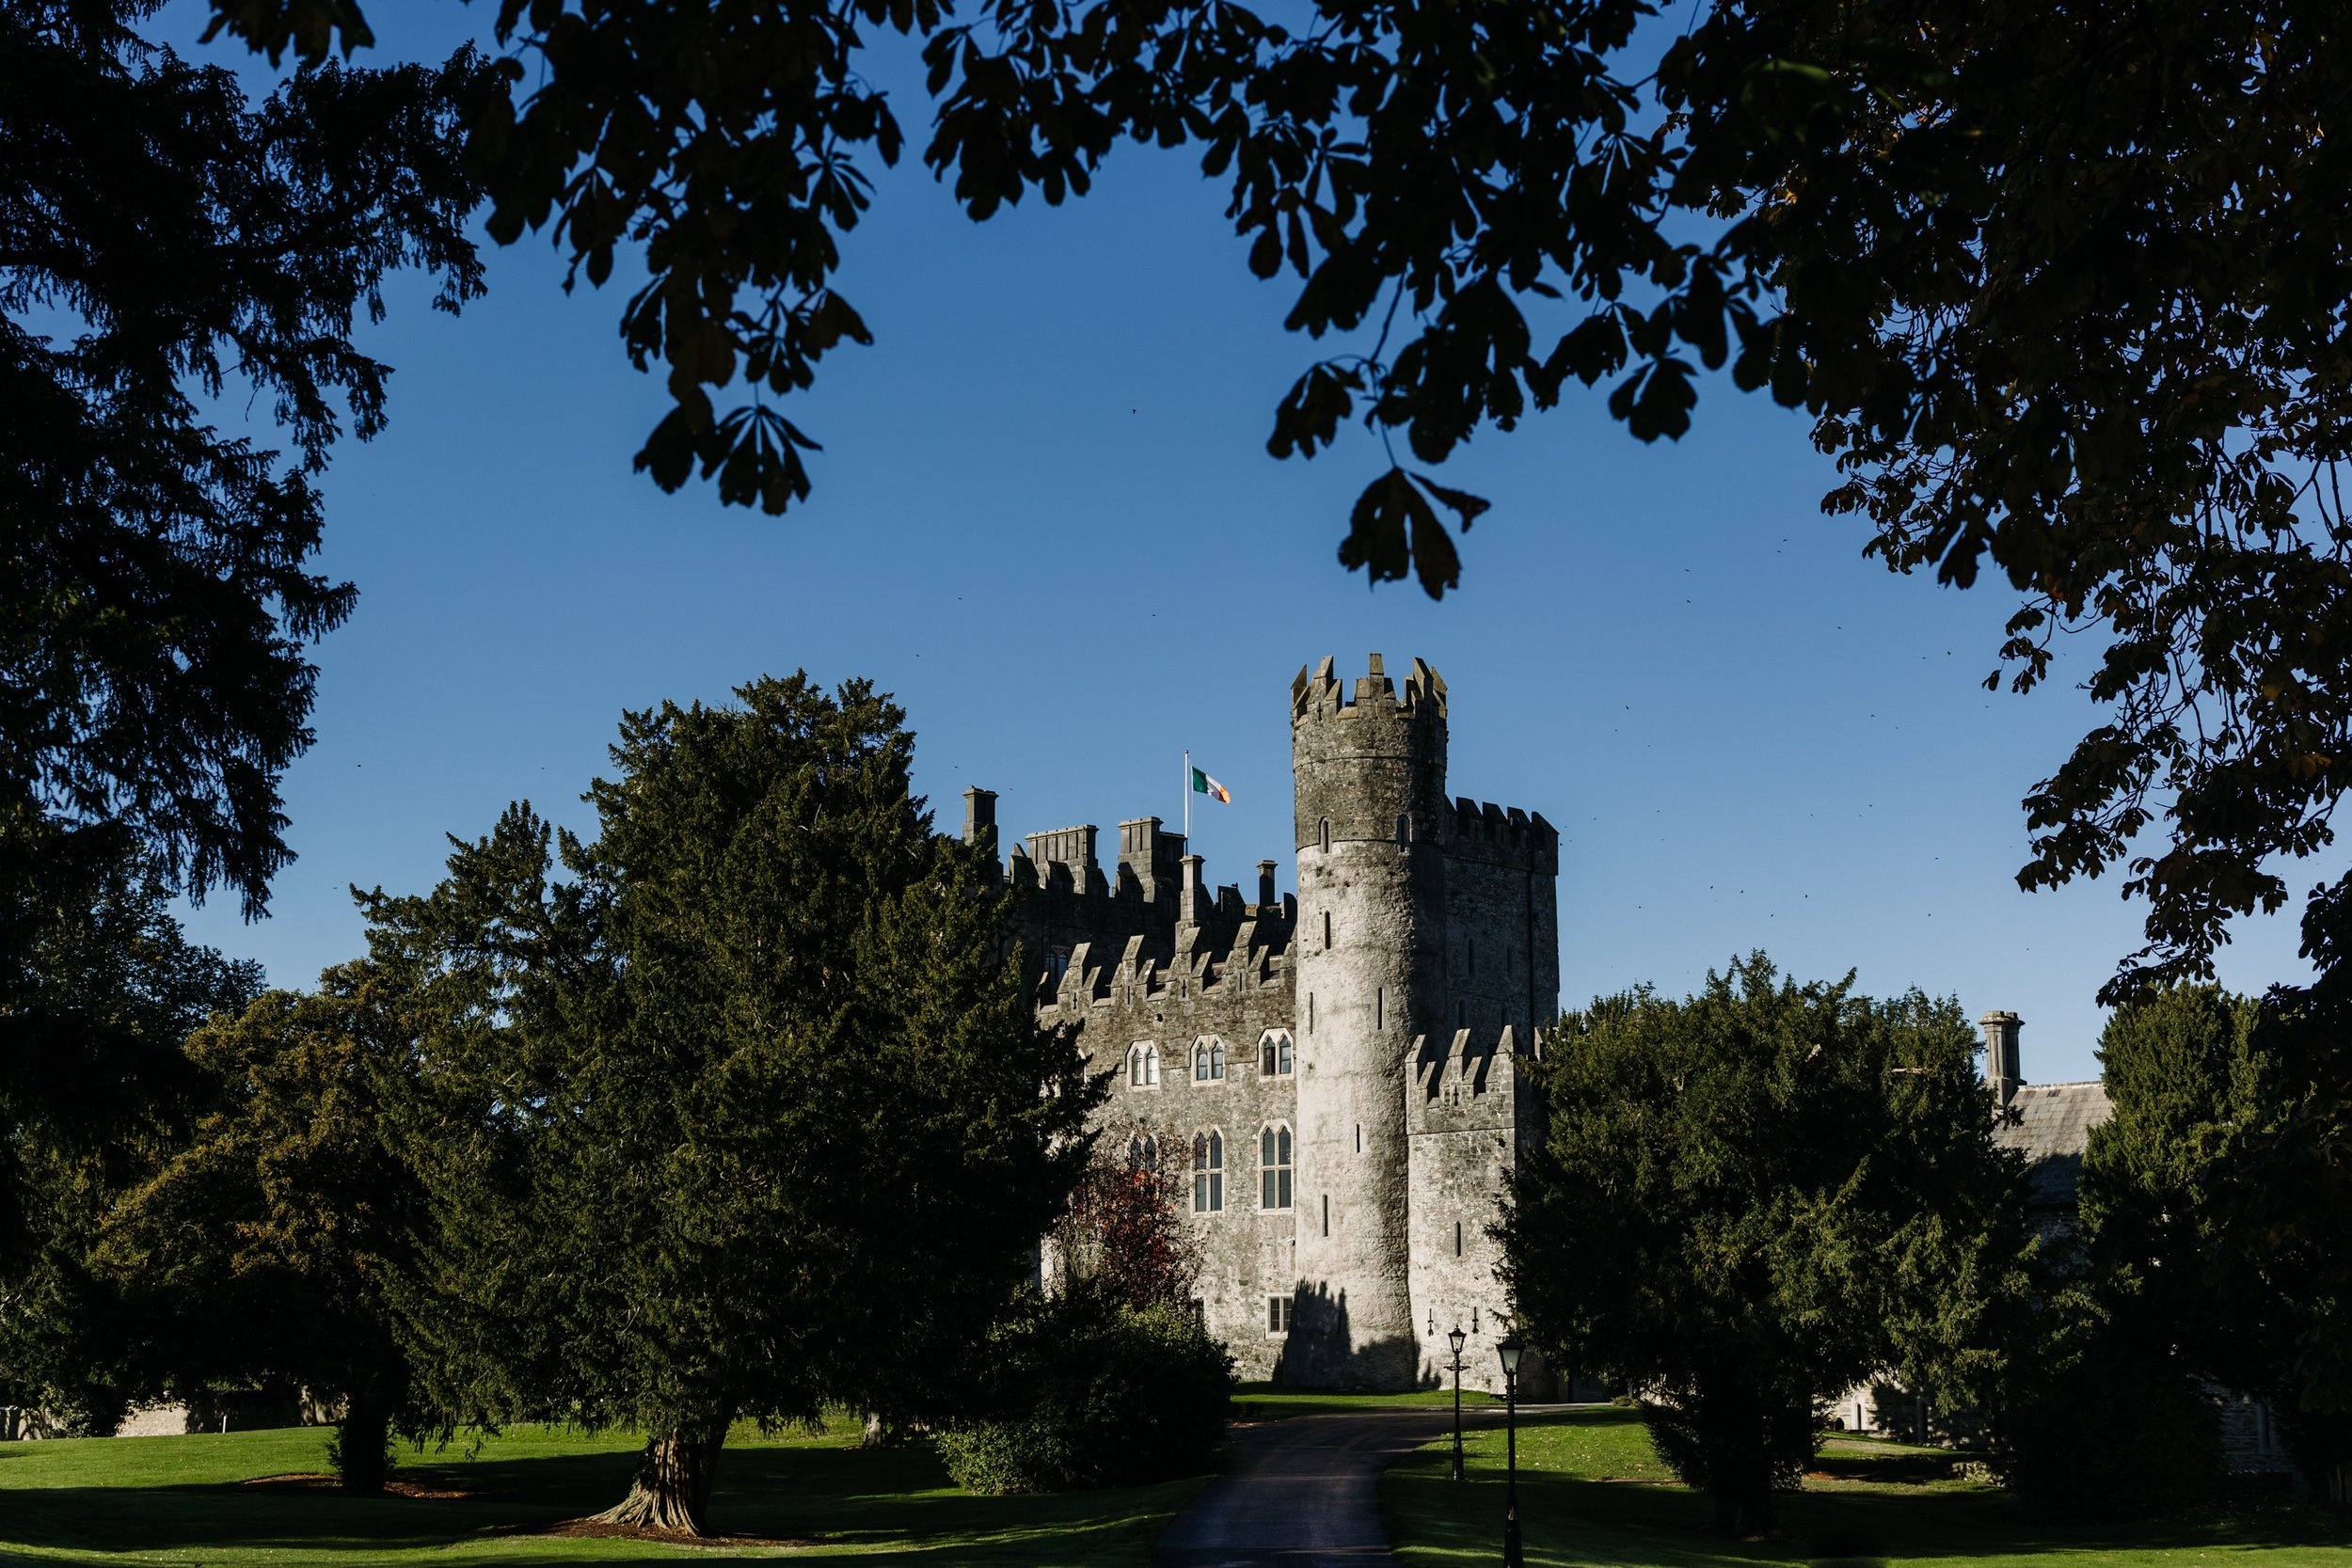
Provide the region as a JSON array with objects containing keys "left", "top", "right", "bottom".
[{"left": 1191, "top": 766, "right": 1232, "bottom": 804}]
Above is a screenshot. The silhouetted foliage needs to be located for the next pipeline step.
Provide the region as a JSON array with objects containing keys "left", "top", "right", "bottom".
[
  {"left": 1503, "top": 955, "right": 2028, "bottom": 1534},
  {"left": 361, "top": 675, "right": 1098, "bottom": 1534},
  {"left": 2, "top": 1, "right": 484, "bottom": 917},
  {"left": 0, "top": 812, "right": 260, "bottom": 1430}
]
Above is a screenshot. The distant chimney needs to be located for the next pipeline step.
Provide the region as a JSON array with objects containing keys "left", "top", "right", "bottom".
[
  {"left": 1979, "top": 1010, "right": 2023, "bottom": 1108},
  {"left": 1257, "top": 860, "right": 1279, "bottom": 910},
  {"left": 961, "top": 787, "right": 998, "bottom": 858}
]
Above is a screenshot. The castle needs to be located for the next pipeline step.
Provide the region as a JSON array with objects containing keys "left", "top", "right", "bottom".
[{"left": 962, "top": 656, "right": 1557, "bottom": 1392}]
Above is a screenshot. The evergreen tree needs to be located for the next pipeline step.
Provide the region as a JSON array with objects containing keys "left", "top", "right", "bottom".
[
  {"left": 363, "top": 674, "right": 1096, "bottom": 1535},
  {"left": 1502, "top": 955, "right": 2027, "bottom": 1534},
  {"left": 0, "top": 811, "right": 261, "bottom": 1430},
  {"left": 99, "top": 965, "right": 421, "bottom": 1492}
]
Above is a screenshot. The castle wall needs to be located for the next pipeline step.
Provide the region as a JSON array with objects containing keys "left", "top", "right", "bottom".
[
  {"left": 1406, "top": 1029, "right": 1531, "bottom": 1393},
  {"left": 1004, "top": 816, "right": 1303, "bottom": 1378}
]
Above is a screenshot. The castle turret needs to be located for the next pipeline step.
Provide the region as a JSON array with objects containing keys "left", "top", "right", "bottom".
[{"left": 1284, "top": 654, "right": 1450, "bottom": 1387}]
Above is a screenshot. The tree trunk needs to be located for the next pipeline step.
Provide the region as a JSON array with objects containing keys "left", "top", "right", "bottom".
[
  {"left": 592, "top": 1426, "right": 726, "bottom": 1535},
  {"left": 331, "top": 1388, "right": 391, "bottom": 1496},
  {"left": 861, "top": 1411, "right": 903, "bottom": 1449}
]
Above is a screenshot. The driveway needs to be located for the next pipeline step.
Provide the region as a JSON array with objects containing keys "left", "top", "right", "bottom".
[{"left": 1154, "top": 1407, "right": 1484, "bottom": 1567}]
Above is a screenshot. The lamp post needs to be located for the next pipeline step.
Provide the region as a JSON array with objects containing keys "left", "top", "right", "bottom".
[
  {"left": 1497, "top": 1336, "right": 1524, "bottom": 1568},
  {"left": 1448, "top": 1325, "right": 1468, "bottom": 1481}
]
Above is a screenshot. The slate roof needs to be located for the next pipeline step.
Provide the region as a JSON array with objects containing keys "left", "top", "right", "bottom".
[{"left": 1990, "top": 1080, "right": 2113, "bottom": 1210}]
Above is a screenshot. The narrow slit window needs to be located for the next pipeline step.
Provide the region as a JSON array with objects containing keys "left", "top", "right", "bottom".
[
  {"left": 1376, "top": 989, "right": 1383, "bottom": 1030},
  {"left": 1323, "top": 911, "right": 1331, "bottom": 950},
  {"left": 1319, "top": 818, "right": 1330, "bottom": 851},
  {"left": 1354, "top": 1123, "right": 1361, "bottom": 1153},
  {"left": 1455, "top": 1221, "right": 1463, "bottom": 1257},
  {"left": 1472, "top": 1306, "right": 1480, "bottom": 1334},
  {"left": 1322, "top": 1194, "right": 1329, "bottom": 1237}
]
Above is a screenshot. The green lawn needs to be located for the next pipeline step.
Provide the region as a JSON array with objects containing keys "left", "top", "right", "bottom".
[
  {"left": 1231, "top": 1380, "right": 1502, "bottom": 1423},
  {"left": 0, "top": 1416, "right": 1204, "bottom": 1564},
  {"left": 1384, "top": 1405, "right": 2352, "bottom": 1567}
]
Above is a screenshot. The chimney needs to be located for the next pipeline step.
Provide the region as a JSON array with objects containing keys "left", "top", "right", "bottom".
[
  {"left": 1180, "top": 854, "right": 1206, "bottom": 926},
  {"left": 1979, "top": 1010, "right": 2023, "bottom": 1108},
  {"left": 1257, "top": 860, "right": 1279, "bottom": 910},
  {"left": 961, "top": 787, "right": 998, "bottom": 861}
]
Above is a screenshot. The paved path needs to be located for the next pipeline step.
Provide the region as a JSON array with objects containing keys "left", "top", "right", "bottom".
[{"left": 1154, "top": 1408, "right": 1486, "bottom": 1568}]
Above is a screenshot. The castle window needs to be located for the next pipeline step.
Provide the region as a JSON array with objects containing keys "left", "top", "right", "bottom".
[
  {"left": 1319, "top": 818, "right": 1329, "bottom": 851},
  {"left": 1259, "top": 1029, "right": 1294, "bottom": 1075},
  {"left": 1455, "top": 1221, "right": 1463, "bottom": 1257},
  {"left": 1376, "top": 989, "right": 1384, "bottom": 1030},
  {"left": 1128, "top": 1043, "right": 1159, "bottom": 1087},
  {"left": 1322, "top": 911, "right": 1331, "bottom": 950},
  {"left": 1396, "top": 814, "right": 1411, "bottom": 843},
  {"left": 1260, "top": 1124, "right": 1293, "bottom": 1210},
  {"left": 1267, "top": 1294, "right": 1293, "bottom": 1334},
  {"left": 1471, "top": 1307, "right": 1480, "bottom": 1334},
  {"left": 1354, "top": 1123, "right": 1361, "bottom": 1153},
  {"left": 1193, "top": 1037, "right": 1226, "bottom": 1082},
  {"left": 1192, "top": 1130, "right": 1224, "bottom": 1212},
  {"left": 1308, "top": 993, "right": 1314, "bottom": 1035},
  {"left": 1127, "top": 1134, "right": 1159, "bottom": 1171},
  {"left": 1321, "top": 1194, "right": 1329, "bottom": 1236}
]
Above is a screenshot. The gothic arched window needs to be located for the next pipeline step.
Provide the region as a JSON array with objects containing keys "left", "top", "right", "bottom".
[
  {"left": 1128, "top": 1042, "right": 1159, "bottom": 1087},
  {"left": 1260, "top": 1124, "right": 1293, "bottom": 1211},
  {"left": 1127, "top": 1133, "right": 1159, "bottom": 1171},
  {"left": 1192, "top": 1130, "right": 1224, "bottom": 1213},
  {"left": 1193, "top": 1037, "right": 1226, "bottom": 1082},
  {"left": 1259, "top": 1029, "right": 1294, "bottom": 1075}
]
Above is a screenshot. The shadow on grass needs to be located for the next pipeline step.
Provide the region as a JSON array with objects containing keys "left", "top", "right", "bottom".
[
  {"left": 0, "top": 1430, "right": 1205, "bottom": 1565},
  {"left": 1384, "top": 1406, "right": 2352, "bottom": 1568}
]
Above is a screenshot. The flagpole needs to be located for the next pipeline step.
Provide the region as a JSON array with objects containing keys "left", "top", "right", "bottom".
[{"left": 1184, "top": 750, "right": 1191, "bottom": 842}]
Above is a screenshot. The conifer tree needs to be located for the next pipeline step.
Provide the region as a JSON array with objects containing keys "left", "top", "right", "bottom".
[
  {"left": 364, "top": 674, "right": 1096, "bottom": 1535},
  {"left": 100, "top": 965, "right": 420, "bottom": 1492},
  {"left": 1502, "top": 956, "right": 2027, "bottom": 1534},
  {"left": 0, "top": 811, "right": 261, "bottom": 1430}
]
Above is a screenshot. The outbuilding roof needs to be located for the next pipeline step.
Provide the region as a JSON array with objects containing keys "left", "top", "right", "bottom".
[{"left": 1990, "top": 1080, "right": 2113, "bottom": 1209}]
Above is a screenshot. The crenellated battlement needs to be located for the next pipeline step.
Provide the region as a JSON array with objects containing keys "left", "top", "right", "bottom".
[
  {"left": 1290, "top": 652, "right": 1448, "bottom": 724},
  {"left": 1445, "top": 798, "right": 1560, "bottom": 873}
]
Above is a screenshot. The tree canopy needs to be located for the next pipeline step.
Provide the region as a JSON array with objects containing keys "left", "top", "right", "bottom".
[
  {"left": 0, "top": 812, "right": 260, "bottom": 1430},
  {"left": 1502, "top": 956, "right": 2028, "bottom": 1533},
  {"left": 99, "top": 965, "right": 421, "bottom": 1492},
  {"left": 361, "top": 674, "right": 1096, "bottom": 1534},
  {"left": 2, "top": 0, "right": 482, "bottom": 919}
]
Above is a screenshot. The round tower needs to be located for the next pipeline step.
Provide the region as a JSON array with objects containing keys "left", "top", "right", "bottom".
[{"left": 1285, "top": 654, "right": 1449, "bottom": 1388}]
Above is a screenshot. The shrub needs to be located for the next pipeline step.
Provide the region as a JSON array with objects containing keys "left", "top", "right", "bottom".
[
  {"left": 1990, "top": 1291, "right": 2221, "bottom": 1520},
  {"left": 937, "top": 1287, "right": 1232, "bottom": 1493}
]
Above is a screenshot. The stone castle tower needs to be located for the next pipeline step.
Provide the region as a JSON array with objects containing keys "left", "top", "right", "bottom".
[{"left": 973, "top": 655, "right": 1557, "bottom": 1391}]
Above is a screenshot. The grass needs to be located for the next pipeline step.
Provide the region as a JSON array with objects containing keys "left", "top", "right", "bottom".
[
  {"left": 0, "top": 1414, "right": 1206, "bottom": 1564},
  {"left": 1383, "top": 1405, "right": 2352, "bottom": 1567},
  {"left": 1231, "top": 1380, "right": 1502, "bottom": 1423}
]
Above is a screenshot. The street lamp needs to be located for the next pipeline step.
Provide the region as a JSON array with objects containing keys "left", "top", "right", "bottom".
[
  {"left": 1497, "top": 1336, "right": 1524, "bottom": 1568},
  {"left": 1447, "top": 1325, "right": 1469, "bottom": 1481}
]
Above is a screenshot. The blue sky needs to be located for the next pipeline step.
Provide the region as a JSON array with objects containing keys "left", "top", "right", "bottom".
[{"left": 156, "top": 2, "right": 2332, "bottom": 1086}]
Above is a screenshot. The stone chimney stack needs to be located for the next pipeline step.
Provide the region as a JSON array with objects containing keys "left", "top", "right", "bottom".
[
  {"left": 961, "top": 787, "right": 998, "bottom": 861},
  {"left": 1979, "top": 1010, "right": 2023, "bottom": 1108},
  {"left": 1257, "top": 860, "right": 1279, "bottom": 910},
  {"left": 1180, "top": 854, "right": 1206, "bottom": 926}
]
